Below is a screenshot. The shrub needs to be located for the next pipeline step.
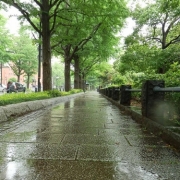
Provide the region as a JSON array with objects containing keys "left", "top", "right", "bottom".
[
  {"left": 70, "top": 89, "right": 83, "bottom": 94},
  {"left": 0, "top": 89, "right": 83, "bottom": 106},
  {"left": 0, "top": 92, "right": 50, "bottom": 106},
  {"left": 47, "top": 89, "right": 62, "bottom": 97}
]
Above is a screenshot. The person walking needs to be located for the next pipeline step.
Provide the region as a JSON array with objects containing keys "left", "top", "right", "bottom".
[
  {"left": 7, "top": 81, "right": 12, "bottom": 93},
  {"left": 7, "top": 81, "right": 16, "bottom": 93}
]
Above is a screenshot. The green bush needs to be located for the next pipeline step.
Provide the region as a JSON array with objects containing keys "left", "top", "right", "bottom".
[
  {"left": 70, "top": 89, "right": 83, "bottom": 94},
  {"left": 0, "top": 89, "right": 83, "bottom": 106},
  {"left": 164, "top": 62, "right": 180, "bottom": 114},
  {"left": 0, "top": 92, "right": 50, "bottom": 106},
  {"left": 47, "top": 89, "right": 63, "bottom": 97},
  {"left": 164, "top": 62, "right": 180, "bottom": 87}
]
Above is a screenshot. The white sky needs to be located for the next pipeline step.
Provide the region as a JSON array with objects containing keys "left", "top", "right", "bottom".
[
  {"left": 120, "top": 18, "right": 135, "bottom": 37},
  {"left": 0, "top": 7, "right": 20, "bottom": 35}
]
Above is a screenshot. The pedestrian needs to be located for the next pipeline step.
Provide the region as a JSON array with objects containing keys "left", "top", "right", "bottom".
[{"left": 7, "top": 81, "right": 12, "bottom": 93}]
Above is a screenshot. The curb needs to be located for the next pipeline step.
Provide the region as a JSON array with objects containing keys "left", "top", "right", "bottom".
[
  {"left": 103, "top": 95, "right": 180, "bottom": 150},
  {"left": 0, "top": 92, "right": 84, "bottom": 123}
]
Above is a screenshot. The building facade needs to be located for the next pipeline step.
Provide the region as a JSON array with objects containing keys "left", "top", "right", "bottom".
[
  {"left": 1, "top": 64, "right": 25, "bottom": 85},
  {"left": 1, "top": 64, "right": 40, "bottom": 88}
]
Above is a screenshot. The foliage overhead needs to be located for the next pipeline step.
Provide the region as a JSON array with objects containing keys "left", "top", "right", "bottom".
[{"left": 0, "top": 0, "right": 129, "bottom": 91}]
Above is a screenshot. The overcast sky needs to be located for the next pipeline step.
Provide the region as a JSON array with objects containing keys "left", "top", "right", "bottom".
[{"left": 0, "top": 6, "right": 20, "bottom": 35}]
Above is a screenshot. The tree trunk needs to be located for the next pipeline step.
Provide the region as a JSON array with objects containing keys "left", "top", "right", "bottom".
[
  {"left": 74, "top": 55, "right": 80, "bottom": 89},
  {"left": 79, "top": 73, "right": 82, "bottom": 89},
  {"left": 157, "top": 48, "right": 166, "bottom": 74},
  {"left": 63, "top": 44, "right": 78, "bottom": 91},
  {"left": 27, "top": 74, "right": 30, "bottom": 89},
  {"left": 64, "top": 45, "right": 72, "bottom": 91},
  {"left": 41, "top": 0, "right": 52, "bottom": 91},
  {"left": 64, "top": 59, "right": 71, "bottom": 91},
  {"left": 17, "top": 75, "right": 20, "bottom": 82},
  {"left": 82, "top": 73, "right": 86, "bottom": 91}
]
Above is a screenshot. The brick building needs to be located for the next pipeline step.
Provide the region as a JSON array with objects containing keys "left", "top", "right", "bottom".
[{"left": 1, "top": 64, "right": 39, "bottom": 87}]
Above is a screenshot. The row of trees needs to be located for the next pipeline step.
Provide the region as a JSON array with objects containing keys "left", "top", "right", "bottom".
[
  {"left": 3, "top": 0, "right": 179, "bottom": 91},
  {"left": 0, "top": 0, "right": 129, "bottom": 91},
  {"left": 0, "top": 14, "right": 38, "bottom": 88}
]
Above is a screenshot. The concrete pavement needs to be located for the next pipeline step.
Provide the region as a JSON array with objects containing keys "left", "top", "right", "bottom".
[{"left": 0, "top": 91, "right": 180, "bottom": 179}]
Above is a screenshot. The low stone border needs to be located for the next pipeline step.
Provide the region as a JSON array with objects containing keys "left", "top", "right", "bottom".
[
  {"left": 103, "top": 95, "right": 180, "bottom": 150},
  {"left": 0, "top": 92, "right": 84, "bottom": 123}
]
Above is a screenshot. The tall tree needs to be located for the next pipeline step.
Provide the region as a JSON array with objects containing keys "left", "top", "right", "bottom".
[
  {"left": 131, "top": 0, "right": 180, "bottom": 73},
  {"left": 52, "top": 0, "right": 129, "bottom": 91},
  {"left": 0, "top": 0, "right": 66, "bottom": 90},
  {"left": 72, "top": 22, "right": 120, "bottom": 89},
  {"left": 8, "top": 31, "right": 38, "bottom": 84},
  {"left": 20, "top": 31, "right": 38, "bottom": 88}
]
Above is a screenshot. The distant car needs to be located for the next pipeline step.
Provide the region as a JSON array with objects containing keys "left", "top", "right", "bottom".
[
  {"left": 0, "top": 84, "right": 7, "bottom": 93},
  {"left": 7, "top": 82, "right": 26, "bottom": 93},
  {"left": 15, "top": 82, "right": 26, "bottom": 92}
]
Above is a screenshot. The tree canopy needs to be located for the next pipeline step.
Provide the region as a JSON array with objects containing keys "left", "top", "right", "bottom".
[
  {"left": 0, "top": 0, "right": 129, "bottom": 91},
  {"left": 112, "top": 0, "right": 180, "bottom": 88}
]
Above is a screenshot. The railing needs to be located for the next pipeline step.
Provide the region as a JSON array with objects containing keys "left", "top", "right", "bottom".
[
  {"left": 153, "top": 86, "right": 180, "bottom": 92},
  {"left": 99, "top": 80, "right": 180, "bottom": 123}
]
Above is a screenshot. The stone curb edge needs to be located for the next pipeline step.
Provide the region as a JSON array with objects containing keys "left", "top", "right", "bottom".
[
  {"left": 103, "top": 95, "right": 180, "bottom": 150},
  {"left": 0, "top": 92, "right": 84, "bottom": 123}
]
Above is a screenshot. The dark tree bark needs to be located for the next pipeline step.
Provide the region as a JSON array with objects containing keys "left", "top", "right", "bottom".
[
  {"left": 79, "top": 73, "right": 82, "bottom": 89},
  {"left": 64, "top": 45, "right": 72, "bottom": 91},
  {"left": 27, "top": 74, "right": 30, "bottom": 89},
  {"left": 41, "top": 0, "right": 52, "bottom": 90},
  {"left": 74, "top": 54, "right": 80, "bottom": 89},
  {"left": 82, "top": 72, "right": 86, "bottom": 91}
]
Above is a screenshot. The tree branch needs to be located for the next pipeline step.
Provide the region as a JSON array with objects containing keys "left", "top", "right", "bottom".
[
  {"left": 164, "top": 34, "right": 180, "bottom": 48},
  {"left": 8, "top": 2, "right": 41, "bottom": 34},
  {"left": 166, "top": 17, "right": 180, "bottom": 35},
  {"left": 34, "top": 0, "right": 42, "bottom": 8},
  {"left": 77, "top": 22, "right": 102, "bottom": 50},
  {"left": 151, "top": 37, "right": 162, "bottom": 43},
  {"left": 49, "top": 1, "right": 65, "bottom": 35}
]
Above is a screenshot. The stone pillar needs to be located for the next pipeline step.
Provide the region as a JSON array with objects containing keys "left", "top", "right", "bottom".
[
  {"left": 120, "top": 85, "right": 131, "bottom": 106},
  {"left": 112, "top": 87, "right": 120, "bottom": 100},
  {"left": 141, "top": 80, "right": 165, "bottom": 120},
  {"left": 108, "top": 87, "right": 112, "bottom": 98},
  {"left": 105, "top": 88, "right": 108, "bottom": 96}
]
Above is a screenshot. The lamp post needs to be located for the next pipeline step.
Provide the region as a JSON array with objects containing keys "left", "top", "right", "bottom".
[
  {"left": 38, "top": 3, "right": 42, "bottom": 92},
  {"left": 38, "top": 31, "right": 42, "bottom": 92}
]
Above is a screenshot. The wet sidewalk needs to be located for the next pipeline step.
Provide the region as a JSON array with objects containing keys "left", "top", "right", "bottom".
[{"left": 0, "top": 91, "right": 180, "bottom": 179}]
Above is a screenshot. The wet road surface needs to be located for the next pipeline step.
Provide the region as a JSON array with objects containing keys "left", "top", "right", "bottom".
[{"left": 0, "top": 91, "right": 180, "bottom": 179}]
